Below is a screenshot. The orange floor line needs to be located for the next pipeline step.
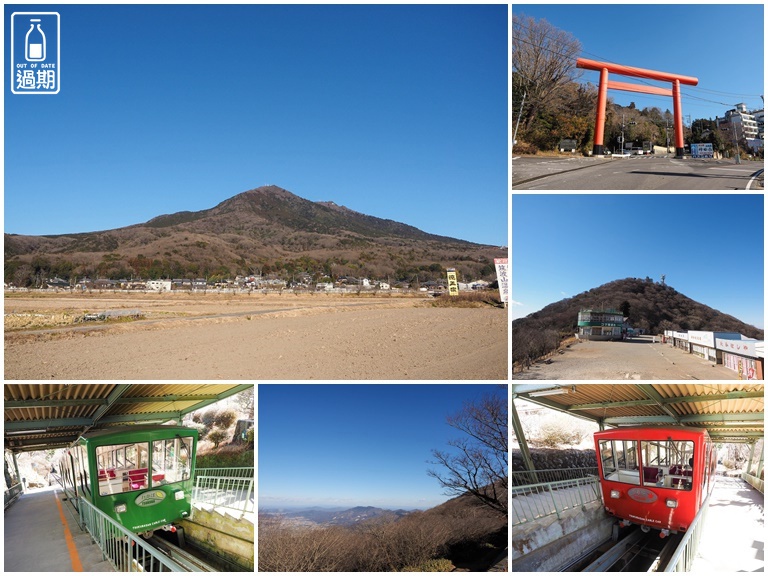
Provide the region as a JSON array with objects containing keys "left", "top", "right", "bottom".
[{"left": 54, "top": 491, "right": 84, "bottom": 572}]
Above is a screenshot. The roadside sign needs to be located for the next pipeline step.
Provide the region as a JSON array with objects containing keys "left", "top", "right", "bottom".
[
  {"left": 494, "top": 258, "right": 508, "bottom": 303},
  {"left": 691, "top": 143, "right": 713, "bottom": 158}
]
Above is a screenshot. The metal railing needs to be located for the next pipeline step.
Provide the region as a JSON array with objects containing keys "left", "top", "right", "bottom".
[
  {"left": 663, "top": 492, "right": 711, "bottom": 572},
  {"left": 76, "top": 496, "right": 184, "bottom": 572},
  {"left": 193, "top": 467, "right": 254, "bottom": 515},
  {"left": 512, "top": 475, "right": 601, "bottom": 526},
  {"left": 4, "top": 482, "right": 23, "bottom": 509},
  {"left": 512, "top": 467, "right": 598, "bottom": 486}
]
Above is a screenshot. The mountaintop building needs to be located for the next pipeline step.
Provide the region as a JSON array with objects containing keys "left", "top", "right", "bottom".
[{"left": 577, "top": 308, "right": 624, "bottom": 341}]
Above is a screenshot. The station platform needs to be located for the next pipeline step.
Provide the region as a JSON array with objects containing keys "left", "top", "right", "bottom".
[
  {"left": 4, "top": 485, "right": 113, "bottom": 572},
  {"left": 693, "top": 476, "right": 764, "bottom": 572}
]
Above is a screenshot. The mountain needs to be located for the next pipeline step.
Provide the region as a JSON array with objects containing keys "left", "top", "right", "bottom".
[
  {"left": 261, "top": 505, "right": 412, "bottom": 527},
  {"left": 5, "top": 185, "right": 505, "bottom": 285},
  {"left": 513, "top": 278, "right": 763, "bottom": 364}
]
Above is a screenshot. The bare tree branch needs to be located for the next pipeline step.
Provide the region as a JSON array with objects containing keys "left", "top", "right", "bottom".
[{"left": 427, "top": 388, "right": 508, "bottom": 515}]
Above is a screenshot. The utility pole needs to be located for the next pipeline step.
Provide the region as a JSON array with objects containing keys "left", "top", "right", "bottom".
[{"left": 512, "top": 91, "right": 526, "bottom": 153}]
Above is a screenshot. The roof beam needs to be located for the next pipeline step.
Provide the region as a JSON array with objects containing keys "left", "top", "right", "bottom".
[
  {"left": 3, "top": 393, "right": 224, "bottom": 410},
  {"left": 634, "top": 385, "right": 681, "bottom": 424},
  {"left": 680, "top": 413, "right": 763, "bottom": 423},
  {"left": 178, "top": 384, "right": 253, "bottom": 416},
  {"left": 99, "top": 412, "right": 183, "bottom": 424},
  {"left": 4, "top": 418, "right": 93, "bottom": 431},
  {"left": 568, "top": 390, "right": 765, "bottom": 411}
]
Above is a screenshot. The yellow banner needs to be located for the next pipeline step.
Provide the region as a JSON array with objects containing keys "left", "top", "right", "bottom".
[{"left": 446, "top": 269, "right": 459, "bottom": 296}]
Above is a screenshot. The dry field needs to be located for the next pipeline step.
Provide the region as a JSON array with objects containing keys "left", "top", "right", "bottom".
[{"left": 4, "top": 291, "right": 508, "bottom": 380}]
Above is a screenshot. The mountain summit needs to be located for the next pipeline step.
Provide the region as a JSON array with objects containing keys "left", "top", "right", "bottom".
[
  {"left": 513, "top": 277, "right": 763, "bottom": 339},
  {"left": 5, "top": 185, "right": 505, "bottom": 285}
]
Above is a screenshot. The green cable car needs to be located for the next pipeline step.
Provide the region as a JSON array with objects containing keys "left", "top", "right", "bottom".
[{"left": 59, "top": 425, "right": 198, "bottom": 537}]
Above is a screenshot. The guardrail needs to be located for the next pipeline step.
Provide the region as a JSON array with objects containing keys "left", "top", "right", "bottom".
[
  {"left": 193, "top": 467, "right": 254, "bottom": 515},
  {"left": 76, "top": 495, "right": 185, "bottom": 572},
  {"left": 663, "top": 492, "right": 711, "bottom": 572},
  {"left": 512, "top": 476, "right": 601, "bottom": 526}
]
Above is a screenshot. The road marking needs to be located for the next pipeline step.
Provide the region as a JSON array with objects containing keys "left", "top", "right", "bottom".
[
  {"left": 708, "top": 167, "right": 757, "bottom": 172},
  {"left": 746, "top": 169, "right": 764, "bottom": 190},
  {"left": 512, "top": 157, "right": 520, "bottom": 160},
  {"left": 54, "top": 491, "right": 83, "bottom": 572}
]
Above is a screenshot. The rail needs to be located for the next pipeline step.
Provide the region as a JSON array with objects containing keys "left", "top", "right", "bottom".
[
  {"left": 512, "top": 475, "right": 601, "bottom": 526},
  {"left": 76, "top": 496, "right": 187, "bottom": 571},
  {"left": 742, "top": 472, "right": 764, "bottom": 494},
  {"left": 193, "top": 467, "right": 253, "bottom": 515},
  {"left": 511, "top": 467, "right": 598, "bottom": 486},
  {"left": 663, "top": 492, "right": 711, "bottom": 572}
]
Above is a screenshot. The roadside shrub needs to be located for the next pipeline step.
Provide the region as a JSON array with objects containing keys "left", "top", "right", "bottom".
[
  {"left": 513, "top": 141, "right": 538, "bottom": 155},
  {"left": 402, "top": 558, "right": 454, "bottom": 572}
]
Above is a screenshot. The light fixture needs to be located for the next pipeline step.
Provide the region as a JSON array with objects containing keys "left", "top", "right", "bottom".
[{"left": 528, "top": 387, "right": 569, "bottom": 398}]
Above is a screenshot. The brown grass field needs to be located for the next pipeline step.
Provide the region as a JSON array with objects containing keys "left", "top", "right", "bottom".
[{"left": 4, "top": 290, "right": 508, "bottom": 380}]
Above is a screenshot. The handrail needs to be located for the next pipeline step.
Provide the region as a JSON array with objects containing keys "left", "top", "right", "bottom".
[
  {"left": 512, "top": 467, "right": 599, "bottom": 486},
  {"left": 512, "top": 476, "right": 601, "bottom": 526},
  {"left": 76, "top": 496, "right": 185, "bottom": 572},
  {"left": 4, "top": 482, "right": 23, "bottom": 509},
  {"left": 663, "top": 491, "right": 711, "bottom": 572},
  {"left": 193, "top": 467, "right": 254, "bottom": 514}
]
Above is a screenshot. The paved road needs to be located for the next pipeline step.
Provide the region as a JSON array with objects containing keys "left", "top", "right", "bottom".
[
  {"left": 512, "top": 336, "right": 740, "bottom": 380},
  {"left": 512, "top": 156, "right": 764, "bottom": 190}
]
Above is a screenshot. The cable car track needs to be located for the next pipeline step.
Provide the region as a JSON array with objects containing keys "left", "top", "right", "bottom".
[
  {"left": 145, "top": 535, "right": 218, "bottom": 572},
  {"left": 569, "top": 527, "right": 681, "bottom": 572}
]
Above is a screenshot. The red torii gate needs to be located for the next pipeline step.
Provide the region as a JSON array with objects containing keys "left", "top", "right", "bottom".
[{"left": 576, "top": 57, "right": 699, "bottom": 158}]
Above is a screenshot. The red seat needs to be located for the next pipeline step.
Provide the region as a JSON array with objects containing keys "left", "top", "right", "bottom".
[{"left": 128, "top": 468, "right": 148, "bottom": 489}]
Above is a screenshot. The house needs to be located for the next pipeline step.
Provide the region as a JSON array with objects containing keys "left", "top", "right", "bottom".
[{"left": 146, "top": 279, "right": 172, "bottom": 292}]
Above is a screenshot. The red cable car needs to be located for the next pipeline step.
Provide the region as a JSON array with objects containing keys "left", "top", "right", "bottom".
[{"left": 594, "top": 426, "right": 716, "bottom": 537}]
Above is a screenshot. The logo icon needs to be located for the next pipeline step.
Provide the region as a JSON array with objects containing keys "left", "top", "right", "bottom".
[
  {"left": 135, "top": 490, "right": 167, "bottom": 507},
  {"left": 11, "top": 12, "right": 60, "bottom": 94}
]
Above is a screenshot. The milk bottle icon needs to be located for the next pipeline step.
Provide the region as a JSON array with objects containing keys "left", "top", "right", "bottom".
[{"left": 25, "top": 18, "right": 46, "bottom": 61}]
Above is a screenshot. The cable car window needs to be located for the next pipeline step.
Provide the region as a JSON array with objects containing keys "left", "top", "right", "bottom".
[
  {"left": 151, "top": 436, "right": 193, "bottom": 486},
  {"left": 640, "top": 440, "right": 694, "bottom": 490},
  {"left": 76, "top": 445, "right": 91, "bottom": 497},
  {"left": 95, "top": 442, "right": 150, "bottom": 495},
  {"left": 599, "top": 440, "right": 640, "bottom": 485}
]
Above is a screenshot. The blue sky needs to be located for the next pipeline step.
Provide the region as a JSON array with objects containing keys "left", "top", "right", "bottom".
[
  {"left": 4, "top": 4, "right": 508, "bottom": 246},
  {"left": 514, "top": 3, "right": 764, "bottom": 121},
  {"left": 512, "top": 194, "right": 765, "bottom": 329},
  {"left": 258, "top": 384, "right": 505, "bottom": 510}
]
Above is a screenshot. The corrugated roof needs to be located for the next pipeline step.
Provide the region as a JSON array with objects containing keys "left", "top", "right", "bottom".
[
  {"left": 512, "top": 383, "right": 764, "bottom": 442},
  {"left": 4, "top": 384, "right": 253, "bottom": 452}
]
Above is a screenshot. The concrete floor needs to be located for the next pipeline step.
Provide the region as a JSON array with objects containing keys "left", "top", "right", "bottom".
[
  {"left": 693, "top": 476, "right": 764, "bottom": 572},
  {"left": 3, "top": 486, "right": 113, "bottom": 572}
]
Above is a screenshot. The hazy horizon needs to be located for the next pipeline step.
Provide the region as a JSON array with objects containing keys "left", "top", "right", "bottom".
[{"left": 258, "top": 384, "right": 505, "bottom": 511}]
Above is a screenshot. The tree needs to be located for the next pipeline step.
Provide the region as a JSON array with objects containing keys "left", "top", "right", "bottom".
[
  {"left": 207, "top": 427, "right": 227, "bottom": 449},
  {"left": 428, "top": 388, "right": 508, "bottom": 515},
  {"left": 513, "top": 14, "right": 582, "bottom": 134},
  {"left": 620, "top": 300, "right": 631, "bottom": 318}
]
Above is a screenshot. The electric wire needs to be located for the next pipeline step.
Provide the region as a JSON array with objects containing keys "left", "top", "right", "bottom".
[{"left": 513, "top": 17, "right": 763, "bottom": 108}]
